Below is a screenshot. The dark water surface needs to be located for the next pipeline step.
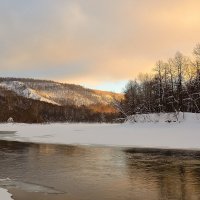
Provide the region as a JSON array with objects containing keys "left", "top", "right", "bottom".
[{"left": 1, "top": 140, "right": 200, "bottom": 200}]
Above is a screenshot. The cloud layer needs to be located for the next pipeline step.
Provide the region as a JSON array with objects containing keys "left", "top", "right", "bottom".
[{"left": 1, "top": 0, "right": 200, "bottom": 90}]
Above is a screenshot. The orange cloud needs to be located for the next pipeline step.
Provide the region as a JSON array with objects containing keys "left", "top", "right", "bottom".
[{"left": 0, "top": 0, "right": 200, "bottom": 87}]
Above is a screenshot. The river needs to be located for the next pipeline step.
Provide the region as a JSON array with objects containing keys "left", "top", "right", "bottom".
[{"left": 1, "top": 140, "right": 200, "bottom": 200}]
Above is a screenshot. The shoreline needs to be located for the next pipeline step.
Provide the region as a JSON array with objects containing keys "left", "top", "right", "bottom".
[{"left": 1, "top": 139, "right": 200, "bottom": 153}]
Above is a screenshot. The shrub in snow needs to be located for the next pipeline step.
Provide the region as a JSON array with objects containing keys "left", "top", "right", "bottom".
[{"left": 7, "top": 117, "right": 14, "bottom": 123}]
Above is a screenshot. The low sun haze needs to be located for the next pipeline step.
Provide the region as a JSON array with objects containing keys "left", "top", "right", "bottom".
[{"left": 1, "top": 0, "right": 200, "bottom": 92}]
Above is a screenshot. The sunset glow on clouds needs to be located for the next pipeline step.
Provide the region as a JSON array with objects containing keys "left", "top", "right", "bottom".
[{"left": 1, "top": 0, "right": 200, "bottom": 92}]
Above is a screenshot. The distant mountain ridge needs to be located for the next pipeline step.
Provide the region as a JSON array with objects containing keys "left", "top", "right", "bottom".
[
  {"left": 0, "top": 77, "right": 123, "bottom": 107},
  {"left": 0, "top": 81, "right": 58, "bottom": 105}
]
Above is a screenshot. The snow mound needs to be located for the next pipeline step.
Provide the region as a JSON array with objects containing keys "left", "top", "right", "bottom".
[
  {"left": 125, "top": 112, "right": 200, "bottom": 123},
  {"left": 0, "top": 81, "right": 58, "bottom": 105},
  {"left": 0, "top": 188, "right": 13, "bottom": 200}
]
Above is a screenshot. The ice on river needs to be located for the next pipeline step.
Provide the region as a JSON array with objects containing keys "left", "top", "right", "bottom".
[
  {"left": 0, "top": 187, "right": 13, "bottom": 200},
  {"left": 0, "top": 113, "right": 200, "bottom": 150}
]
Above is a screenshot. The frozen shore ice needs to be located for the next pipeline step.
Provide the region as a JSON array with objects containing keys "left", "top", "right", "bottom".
[
  {"left": 0, "top": 113, "right": 200, "bottom": 150},
  {"left": 0, "top": 188, "right": 13, "bottom": 200}
]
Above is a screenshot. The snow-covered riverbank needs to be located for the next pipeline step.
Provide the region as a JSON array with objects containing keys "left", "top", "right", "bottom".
[
  {"left": 0, "top": 188, "right": 13, "bottom": 200},
  {"left": 0, "top": 113, "right": 200, "bottom": 150}
]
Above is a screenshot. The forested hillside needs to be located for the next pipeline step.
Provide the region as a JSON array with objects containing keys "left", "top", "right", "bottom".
[
  {"left": 0, "top": 78, "right": 123, "bottom": 122},
  {"left": 0, "top": 87, "right": 118, "bottom": 123},
  {"left": 0, "top": 78, "right": 122, "bottom": 107}
]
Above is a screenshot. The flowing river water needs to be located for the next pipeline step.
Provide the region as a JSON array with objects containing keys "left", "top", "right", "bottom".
[{"left": 1, "top": 140, "right": 200, "bottom": 200}]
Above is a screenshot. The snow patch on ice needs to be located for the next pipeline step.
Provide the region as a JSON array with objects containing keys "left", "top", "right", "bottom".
[{"left": 0, "top": 187, "right": 13, "bottom": 200}]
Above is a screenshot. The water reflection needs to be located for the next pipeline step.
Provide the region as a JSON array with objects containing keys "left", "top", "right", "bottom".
[
  {"left": 125, "top": 149, "right": 200, "bottom": 200},
  {"left": 1, "top": 140, "right": 200, "bottom": 200}
]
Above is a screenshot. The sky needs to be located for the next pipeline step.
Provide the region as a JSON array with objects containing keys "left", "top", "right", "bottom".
[{"left": 1, "top": 0, "right": 200, "bottom": 93}]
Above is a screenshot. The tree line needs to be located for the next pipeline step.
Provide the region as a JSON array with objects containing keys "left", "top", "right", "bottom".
[{"left": 118, "top": 44, "right": 200, "bottom": 116}]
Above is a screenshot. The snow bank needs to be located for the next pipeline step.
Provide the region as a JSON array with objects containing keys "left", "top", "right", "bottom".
[
  {"left": 125, "top": 112, "right": 200, "bottom": 123},
  {"left": 0, "top": 188, "right": 13, "bottom": 200},
  {"left": 0, "top": 113, "right": 200, "bottom": 150}
]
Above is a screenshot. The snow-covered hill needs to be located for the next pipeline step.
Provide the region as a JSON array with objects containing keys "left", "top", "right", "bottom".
[
  {"left": 0, "top": 78, "right": 123, "bottom": 106},
  {"left": 0, "top": 81, "right": 58, "bottom": 105}
]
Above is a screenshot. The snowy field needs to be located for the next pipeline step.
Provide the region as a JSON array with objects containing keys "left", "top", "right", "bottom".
[
  {"left": 0, "top": 113, "right": 200, "bottom": 150},
  {"left": 0, "top": 188, "right": 13, "bottom": 200}
]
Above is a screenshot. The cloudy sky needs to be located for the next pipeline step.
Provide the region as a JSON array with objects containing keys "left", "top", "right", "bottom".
[{"left": 1, "top": 0, "right": 200, "bottom": 92}]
